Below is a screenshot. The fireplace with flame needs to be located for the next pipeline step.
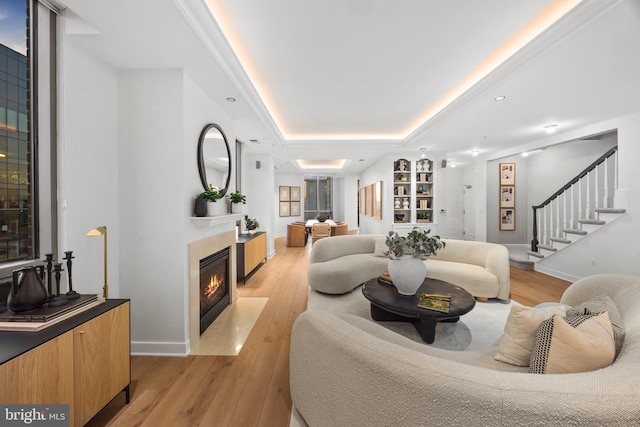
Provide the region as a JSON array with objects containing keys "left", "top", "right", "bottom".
[{"left": 199, "top": 247, "right": 230, "bottom": 334}]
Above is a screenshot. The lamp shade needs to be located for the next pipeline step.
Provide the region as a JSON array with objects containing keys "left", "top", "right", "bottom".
[{"left": 87, "top": 226, "right": 107, "bottom": 237}]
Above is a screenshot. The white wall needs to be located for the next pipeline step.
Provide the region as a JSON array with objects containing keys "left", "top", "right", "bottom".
[
  {"left": 118, "top": 69, "right": 187, "bottom": 351},
  {"left": 59, "top": 37, "right": 120, "bottom": 298},
  {"left": 245, "top": 154, "right": 276, "bottom": 257}
]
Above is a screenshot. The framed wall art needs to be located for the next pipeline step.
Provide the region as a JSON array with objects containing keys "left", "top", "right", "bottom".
[
  {"left": 290, "top": 186, "right": 300, "bottom": 202},
  {"left": 500, "top": 185, "right": 515, "bottom": 208},
  {"left": 500, "top": 163, "right": 515, "bottom": 185},
  {"left": 500, "top": 208, "right": 515, "bottom": 231},
  {"left": 290, "top": 201, "right": 300, "bottom": 216},
  {"left": 279, "top": 201, "right": 290, "bottom": 217},
  {"left": 279, "top": 186, "right": 290, "bottom": 202}
]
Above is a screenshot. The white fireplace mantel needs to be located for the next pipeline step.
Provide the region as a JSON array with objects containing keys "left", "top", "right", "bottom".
[{"left": 190, "top": 213, "right": 244, "bottom": 228}]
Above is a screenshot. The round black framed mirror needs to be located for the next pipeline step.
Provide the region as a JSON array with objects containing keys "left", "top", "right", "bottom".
[{"left": 197, "top": 123, "right": 231, "bottom": 197}]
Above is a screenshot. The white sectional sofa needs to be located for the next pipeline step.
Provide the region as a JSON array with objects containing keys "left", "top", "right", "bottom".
[
  {"left": 307, "top": 234, "right": 510, "bottom": 300},
  {"left": 291, "top": 274, "right": 640, "bottom": 426}
]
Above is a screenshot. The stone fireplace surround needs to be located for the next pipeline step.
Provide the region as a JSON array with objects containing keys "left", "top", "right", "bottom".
[{"left": 188, "top": 228, "right": 238, "bottom": 349}]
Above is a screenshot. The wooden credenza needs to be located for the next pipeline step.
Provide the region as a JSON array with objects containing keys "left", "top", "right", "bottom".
[
  {"left": 0, "top": 300, "right": 130, "bottom": 426},
  {"left": 237, "top": 231, "right": 267, "bottom": 282}
]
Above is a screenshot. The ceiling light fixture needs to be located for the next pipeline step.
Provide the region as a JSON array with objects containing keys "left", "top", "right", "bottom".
[
  {"left": 544, "top": 124, "right": 558, "bottom": 133},
  {"left": 226, "top": 97, "right": 236, "bottom": 102},
  {"left": 450, "top": 162, "right": 456, "bottom": 168},
  {"left": 522, "top": 152, "right": 529, "bottom": 157},
  {"left": 494, "top": 96, "right": 506, "bottom": 101},
  {"left": 471, "top": 150, "right": 479, "bottom": 156}
]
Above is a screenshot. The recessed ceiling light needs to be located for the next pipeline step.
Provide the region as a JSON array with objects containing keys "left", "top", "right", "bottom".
[
  {"left": 226, "top": 97, "right": 236, "bottom": 102},
  {"left": 471, "top": 150, "right": 479, "bottom": 156},
  {"left": 544, "top": 124, "right": 558, "bottom": 133},
  {"left": 522, "top": 152, "right": 529, "bottom": 157},
  {"left": 494, "top": 96, "right": 506, "bottom": 101},
  {"left": 450, "top": 162, "right": 456, "bottom": 168}
]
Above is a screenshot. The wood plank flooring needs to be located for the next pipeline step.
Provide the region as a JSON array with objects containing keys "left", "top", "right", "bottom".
[{"left": 87, "top": 236, "right": 570, "bottom": 427}]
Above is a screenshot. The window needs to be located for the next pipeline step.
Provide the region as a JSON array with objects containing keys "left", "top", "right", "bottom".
[
  {"left": 303, "top": 176, "right": 332, "bottom": 220},
  {"left": 0, "top": 0, "right": 31, "bottom": 261},
  {"left": 0, "top": 0, "right": 58, "bottom": 270}
]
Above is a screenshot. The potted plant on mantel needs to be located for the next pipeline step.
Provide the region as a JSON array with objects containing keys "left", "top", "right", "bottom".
[
  {"left": 385, "top": 227, "right": 445, "bottom": 295},
  {"left": 228, "top": 191, "right": 246, "bottom": 214},
  {"left": 198, "top": 186, "right": 221, "bottom": 216}
]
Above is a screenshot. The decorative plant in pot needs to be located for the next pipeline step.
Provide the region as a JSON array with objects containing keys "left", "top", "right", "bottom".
[
  {"left": 385, "top": 227, "right": 446, "bottom": 295},
  {"left": 198, "top": 185, "right": 221, "bottom": 216},
  {"left": 316, "top": 214, "right": 328, "bottom": 223},
  {"left": 244, "top": 216, "right": 260, "bottom": 233},
  {"left": 394, "top": 172, "right": 405, "bottom": 182},
  {"left": 228, "top": 191, "right": 246, "bottom": 214}
]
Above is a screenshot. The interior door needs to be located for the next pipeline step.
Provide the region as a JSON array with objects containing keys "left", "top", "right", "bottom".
[{"left": 463, "top": 186, "right": 476, "bottom": 241}]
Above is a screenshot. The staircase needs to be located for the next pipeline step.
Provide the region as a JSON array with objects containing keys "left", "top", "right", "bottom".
[{"left": 527, "top": 147, "right": 627, "bottom": 262}]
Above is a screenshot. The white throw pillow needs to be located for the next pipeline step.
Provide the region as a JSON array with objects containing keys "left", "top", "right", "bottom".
[
  {"left": 529, "top": 312, "right": 615, "bottom": 374},
  {"left": 373, "top": 238, "right": 388, "bottom": 257},
  {"left": 494, "top": 302, "right": 567, "bottom": 366}
]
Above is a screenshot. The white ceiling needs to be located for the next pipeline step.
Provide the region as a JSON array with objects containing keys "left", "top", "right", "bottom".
[{"left": 61, "top": 0, "right": 640, "bottom": 174}]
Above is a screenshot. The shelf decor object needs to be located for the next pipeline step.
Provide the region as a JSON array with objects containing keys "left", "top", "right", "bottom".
[{"left": 87, "top": 226, "right": 109, "bottom": 298}]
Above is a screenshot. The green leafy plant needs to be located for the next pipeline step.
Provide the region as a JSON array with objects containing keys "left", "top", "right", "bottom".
[
  {"left": 245, "top": 217, "right": 260, "bottom": 230},
  {"left": 395, "top": 172, "right": 405, "bottom": 181},
  {"left": 198, "top": 188, "right": 220, "bottom": 202},
  {"left": 385, "top": 227, "right": 445, "bottom": 260},
  {"left": 316, "top": 214, "right": 328, "bottom": 222},
  {"left": 228, "top": 191, "right": 246, "bottom": 204}
]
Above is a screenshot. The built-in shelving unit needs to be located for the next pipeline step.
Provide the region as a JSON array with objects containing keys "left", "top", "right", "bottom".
[
  {"left": 415, "top": 158, "right": 434, "bottom": 224},
  {"left": 392, "top": 157, "right": 436, "bottom": 233},
  {"left": 393, "top": 158, "right": 411, "bottom": 224}
]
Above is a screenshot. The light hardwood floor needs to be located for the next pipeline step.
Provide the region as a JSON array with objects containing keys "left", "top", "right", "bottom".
[{"left": 88, "top": 236, "right": 570, "bottom": 427}]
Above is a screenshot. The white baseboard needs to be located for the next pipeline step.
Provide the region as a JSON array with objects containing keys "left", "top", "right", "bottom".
[
  {"left": 131, "top": 340, "right": 190, "bottom": 357},
  {"left": 534, "top": 265, "right": 580, "bottom": 283}
]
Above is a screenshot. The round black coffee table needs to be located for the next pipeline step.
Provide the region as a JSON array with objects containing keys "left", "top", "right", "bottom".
[{"left": 362, "top": 277, "right": 476, "bottom": 344}]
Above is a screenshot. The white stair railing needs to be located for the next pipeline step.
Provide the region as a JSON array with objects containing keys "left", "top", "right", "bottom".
[{"left": 531, "top": 147, "right": 618, "bottom": 252}]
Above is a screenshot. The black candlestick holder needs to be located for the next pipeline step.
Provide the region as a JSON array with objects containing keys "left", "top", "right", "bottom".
[
  {"left": 48, "top": 263, "right": 69, "bottom": 307},
  {"left": 63, "top": 251, "right": 80, "bottom": 300},
  {"left": 45, "top": 253, "right": 54, "bottom": 302}
]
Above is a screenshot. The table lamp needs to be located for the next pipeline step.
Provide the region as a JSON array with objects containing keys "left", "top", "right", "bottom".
[{"left": 87, "top": 225, "right": 108, "bottom": 298}]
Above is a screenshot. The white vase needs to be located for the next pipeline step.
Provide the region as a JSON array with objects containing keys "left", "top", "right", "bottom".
[
  {"left": 231, "top": 203, "right": 244, "bottom": 214},
  {"left": 402, "top": 198, "right": 409, "bottom": 209},
  {"left": 387, "top": 256, "right": 426, "bottom": 295},
  {"left": 207, "top": 201, "right": 225, "bottom": 216}
]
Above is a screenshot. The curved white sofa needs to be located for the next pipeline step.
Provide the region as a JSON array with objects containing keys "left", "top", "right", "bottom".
[
  {"left": 291, "top": 274, "right": 640, "bottom": 426},
  {"left": 307, "top": 234, "right": 510, "bottom": 300}
]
